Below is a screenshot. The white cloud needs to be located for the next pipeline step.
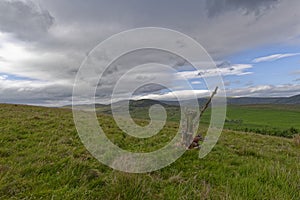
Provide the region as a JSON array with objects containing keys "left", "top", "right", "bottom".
[
  {"left": 135, "top": 83, "right": 300, "bottom": 101},
  {"left": 227, "top": 84, "right": 300, "bottom": 97},
  {"left": 177, "top": 64, "right": 253, "bottom": 79},
  {"left": 0, "top": 33, "right": 38, "bottom": 62},
  {"left": 131, "top": 83, "right": 300, "bottom": 102},
  {"left": 0, "top": 75, "right": 8, "bottom": 80},
  {"left": 252, "top": 53, "right": 300, "bottom": 63},
  {"left": 0, "top": 31, "right": 82, "bottom": 81},
  {"left": 135, "top": 89, "right": 211, "bottom": 101},
  {"left": 191, "top": 81, "right": 202, "bottom": 85}
]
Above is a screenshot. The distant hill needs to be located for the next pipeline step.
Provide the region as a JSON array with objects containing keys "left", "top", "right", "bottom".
[
  {"left": 68, "top": 94, "right": 300, "bottom": 109},
  {"left": 159, "top": 94, "right": 300, "bottom": 106},
  {"left": 114, "top": 99, "right": 169, "bottom": 107},
  {"left": 227, "top": 94, "right": 300, "bottom": 105}
]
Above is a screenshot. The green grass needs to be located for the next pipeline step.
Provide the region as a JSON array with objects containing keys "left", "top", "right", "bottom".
[
  {"left": 225, "top": 105, "right": 300, "bottom": 129},
  {"left": 0, "top": 104, "right": 300, "bottom": 199},
  {"left": 111, "top": 103, "right": 300, "bottom": 137},
  {"left": 221, "top": 105, "right": 300, "bottom": 137}
]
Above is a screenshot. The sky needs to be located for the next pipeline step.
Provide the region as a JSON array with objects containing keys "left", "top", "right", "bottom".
[{"left": 0, "top": 0, "right": 300, "bottom": 106}]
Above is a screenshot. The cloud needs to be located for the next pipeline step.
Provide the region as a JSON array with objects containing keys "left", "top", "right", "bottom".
[
  {"left": 0, "top": 77, "right": 73, "bottom": 106},
  {"left": 0, "top": 74, "right": 8, "bottom": 80},
  {"left": 38, "top": 0, "right": 300, "bottom": 59},
  {"left": 227, "top": 84, "right": 300, "bottom": 97},
  {"left": 134, "top": 83, "right": 300, "bottom": 101},
  {"left": 0, "top": 0, "right": 300, "bottom": 105},
  {"left": 139, "top": 83, "right": 300, "bottom": 101},
  {"left": 191, "top": 81, "right": 202, "bottom": 85},
  {"left": 291, "top": 70, "right": 300, "bottom": 75},
  {"left": 0, "top": 0, "right": 54, "bottom": 40},
  {"left": 135, "top": 89, "right": 210, "bottom": 101},
  {"left": 206, "top": 0, "right": 280, "bottom": 18},
  {"left": 178, "top": 64, "right": 253, "bottom": 79},
  {"left": 0, "top": 31, "right": 83, "bottom": 82},
  {"left": 252, "top": 53, "right": 300, "bottom": 63},
  {"left": 224, "top": 80, "right": 241, "bottom": 86}
]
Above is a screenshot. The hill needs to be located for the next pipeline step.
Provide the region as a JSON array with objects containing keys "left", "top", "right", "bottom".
[
  {"left": 68, "top": 94, "right": 300, "bottom": 111},
  {"left": 158, "top": 94, "right": 300, "bottom": 106},
  {"left": 0, "top": 104, "right": 300, "bottom": 199},
  {"left": 227, "top": 94, "right": 300, "bottom": 105}
]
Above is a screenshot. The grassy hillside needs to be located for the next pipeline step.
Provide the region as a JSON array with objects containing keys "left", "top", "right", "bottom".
[
  {"left": 0, "top": 104, "right": 300, "bottom": 199},
  {"left": 96, "top": 101, "right": 300, "bottom": 138}
]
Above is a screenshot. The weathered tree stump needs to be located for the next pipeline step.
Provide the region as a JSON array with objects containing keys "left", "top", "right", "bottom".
[{"left": 181, "top": 87, "right": 218, "bottom": 149}]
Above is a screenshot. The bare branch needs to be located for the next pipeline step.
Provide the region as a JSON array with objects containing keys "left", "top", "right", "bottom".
[{"left": 199, "top": 87, "right": 218, "bottom": 118}]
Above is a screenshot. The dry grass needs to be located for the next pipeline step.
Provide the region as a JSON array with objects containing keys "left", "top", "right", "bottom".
[{"left": 293, "top": 134, "right": 300, "bottom": 146}]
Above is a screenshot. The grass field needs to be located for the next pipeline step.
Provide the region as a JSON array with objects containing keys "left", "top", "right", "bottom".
[
  {"left": 205, "top": 105, "right": 300, "bottom": 138},
  {"left": 107, "top": 103, "right": 300, "bottom": 138},
  {"left": 0, "top": 104, "right": 300, "bottom": 199}
]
